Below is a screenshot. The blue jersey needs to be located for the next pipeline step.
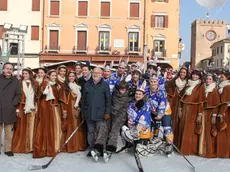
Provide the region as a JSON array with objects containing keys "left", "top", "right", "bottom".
[
  {"left": 127, "top": 101, "right": 151, "bottom": 139},
  {"left": 111, "top": 72, "right": 127, "bottom": 81},
  {"left": 145, "top": 88, "right": 167, "bottom": 118},
  {"left": 104, "top": 77, "right": 119, "bottom": 94}
]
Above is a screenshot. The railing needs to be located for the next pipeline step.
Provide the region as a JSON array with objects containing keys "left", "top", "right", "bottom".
[
  {"left": 73, "top": 46, "right": 88, "bottom": 53},
  {"left": 126, "top": 47, "right": 141, "bottom": 55},
  {"left": 96, "top": 46, "right": 111, "bottom": 54},
  {"left": 45, "top": 45, "right": 60, "bottom": 52}
]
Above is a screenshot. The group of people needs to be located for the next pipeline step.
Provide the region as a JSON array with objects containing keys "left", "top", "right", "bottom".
[{"left": 0, "top": 58, "right": 229, "bottom": 163}]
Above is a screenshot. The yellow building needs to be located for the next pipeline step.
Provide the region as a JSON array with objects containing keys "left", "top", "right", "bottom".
[{"left": 40, "top": 0, "right": 180, "bottom": 69}]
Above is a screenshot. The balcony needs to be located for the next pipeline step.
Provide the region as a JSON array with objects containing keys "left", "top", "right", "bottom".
[
  {"left": 96, "top": 46, "right": 111, "bottom": 54},
  {"left": 127, "top": 47, "right": 141, "bottom": 55},
  {"left": 45, "top": 45, "right": 60, "bottom": 53},
  {"left": 73, "top": 46, "right": 88, "bottom": 54},
  {"left": 152, "top": 49, "right": 166, "bottom": 58}
]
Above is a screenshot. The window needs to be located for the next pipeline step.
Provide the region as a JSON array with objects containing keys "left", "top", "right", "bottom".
[
  {"left": 50, "top": 0, "right": 60, "bottom": 16},
  {"left": 129, "top": 2, "right": 140, "bottom": 18},
  {"left": 217, "top": 47, "right": 219, "bottom": 54},
  {"left": 0, "top": 25, "right": 3, "bottom": 39},
  {"left": 0, "top": 0, "right": 7, "bottom": 11},
  {"left": 77, "top": 31, "right": 87, "bottom": 50},
  {"left": 78, "top": 1, "right": 88, "bottom": 16},
  {"left": 154, "top": 40, "right": 165, "bottom": 57},
  {"left": 154, "top": 15, "right": 168, "bottom": 28},
  {"left": 221, "top": 46, "right": 223, "bottom": 54},
  {"left": 31, "top": 26, "right": 39, "bottom": 40},
  {"left": 49, "top": 30, "right": 59, "bottom": 50},
  {"left": 32, "top": 0, "right": 40, "bottom": 11},
  {"left": 99, "top": 31, "right": 110, "bottom": 51},
  {"left": 100, "top": 1, "right": 110, "bottom": 17},
  {"left": 128, "top": 32, "right": 139, "bottom": 51}
]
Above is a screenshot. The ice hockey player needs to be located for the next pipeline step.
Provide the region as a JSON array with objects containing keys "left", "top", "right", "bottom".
[{"left": 90, "top": 80, "right": 130, "bottom": 163}]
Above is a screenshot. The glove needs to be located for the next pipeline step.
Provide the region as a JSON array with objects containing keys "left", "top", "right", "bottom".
[
  {"left": 196, "top": 113, "right": 202, "bottom": 124},
  {"left": 178, "top": 108, "right": 182, "bottom": 119},
  {"left": 217, "top": 114, "right": 227, "bottom": 131},
  {"left": 104, "top": 114, "right": 110, "bottom": 120},
  {"left": 211, "top": 114, "right": 217, "bottom": 125}
]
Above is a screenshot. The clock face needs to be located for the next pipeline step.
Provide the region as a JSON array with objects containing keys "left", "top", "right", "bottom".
[{"left": 206, "top": 30, "right": 216, "bottom": 41}]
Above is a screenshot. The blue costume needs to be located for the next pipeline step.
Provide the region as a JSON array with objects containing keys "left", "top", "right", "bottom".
[
  {"left": 128, "top": 80, "right": 143, "bottom": 98},
  {"left": 111, "top": 72, "right": 127, "bottom": 81},
  {"left": 104, "top": 77, "right": 119, "bottom": 94},
  {"left": 127, "top": 101, "right": 151, "bottom": 140}
]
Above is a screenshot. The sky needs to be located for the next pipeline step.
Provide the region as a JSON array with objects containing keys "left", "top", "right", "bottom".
[{"left": 180, "top": 0, "right": 230, "bottom": 64}]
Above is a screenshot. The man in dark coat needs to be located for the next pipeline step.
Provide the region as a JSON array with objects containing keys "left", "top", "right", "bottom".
[
  {"left": 0, "top": 62, "right": 21, "bottom": 156},
  {"left": 82, "top": 67, "right": 111, "bottom": 156},
  {"left": 78, "top": 65, "right": 92, "bottom": 93}
]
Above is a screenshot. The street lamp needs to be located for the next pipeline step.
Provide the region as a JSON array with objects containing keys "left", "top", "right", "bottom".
[
  {"left": 19, "top": 25, "right": 28, "bottom": 33},
  {"left": 3, "top": 23, "right": 13, "bottom": 30}
]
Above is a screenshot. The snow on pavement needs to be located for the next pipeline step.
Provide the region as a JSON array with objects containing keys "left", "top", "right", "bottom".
[{"left": 0, "top": 151, "right": 229, "bottom": 172}]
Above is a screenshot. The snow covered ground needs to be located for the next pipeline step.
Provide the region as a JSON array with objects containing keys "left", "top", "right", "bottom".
[{"left": 0, "top": 151, "right": 229, "bottom": 172}]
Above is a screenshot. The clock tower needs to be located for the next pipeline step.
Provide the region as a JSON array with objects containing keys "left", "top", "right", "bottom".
[{"left": 190, "top": 19, "right": 226, "bottom": 69}]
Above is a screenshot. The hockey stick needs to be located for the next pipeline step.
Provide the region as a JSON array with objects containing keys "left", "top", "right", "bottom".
[
  {"left": 132, "top": 141, "right": 144, "bottom": 172},
  {"left": 28, "top": 120, "right": 85, "bottom": 171},
  {"left": 159, "top": 130, "right": 196, "bottom": 172}
]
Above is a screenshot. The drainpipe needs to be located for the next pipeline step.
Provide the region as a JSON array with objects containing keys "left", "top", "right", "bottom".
[
  {"left": 41, "top": 0, "right": 45, "bottom": 53},
  {"left": 143, "top": 0, "right": 147, "bottom": 71}
]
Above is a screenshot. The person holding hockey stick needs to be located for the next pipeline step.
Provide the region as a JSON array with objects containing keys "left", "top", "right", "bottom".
[
  {"left": 90, "top": 80, "right": 130, "bottom": 162},
  {"left": 121, "top": 80, "right": 152, "bottom": 148},
  {"left": 145, "top": 74, "right": 174, "bottom": 156}
]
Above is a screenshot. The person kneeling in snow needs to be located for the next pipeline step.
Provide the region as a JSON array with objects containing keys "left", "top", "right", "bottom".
[
  {"left": 121, "top": 81, "right": 153, "bottom": 152},
  {"left": 91, "top": 80, "right": 130, "bottom": 162}
]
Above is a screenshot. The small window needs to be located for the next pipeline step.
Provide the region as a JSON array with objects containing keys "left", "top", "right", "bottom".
[
  {"left": 129, "top": 2, "right": 139, "bottom": 18},
  {"left": 31, "top": 26, "right": 39, "bottom": 40},
  {"left": 100, "top": 2, "right": 110, "bottom": 17},
  {"left": 99, "top": 31, "right": 110, "bottom": 50},
  {"left": 0, "top": 0, "right": 7, "bottom": 11},
  {"left": 32, "top": 0, "right": 40, "bottom": 11},
  {"left": 0, "top": 25, "right": 3, "bottom": 39},
  {"left": 50, "top": 0, "right": 60, "bottom": 16},
  {"left": 78, "top": 1, "right": 88, "bottom": 16}
]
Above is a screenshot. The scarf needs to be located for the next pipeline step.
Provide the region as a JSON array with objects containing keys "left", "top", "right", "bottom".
[
  {"left": 77, "top": 73, "right": 83, "bottom": 79},
  {"left": 175, "top": 77, "right": 187, "bottom": 91},
  {"left": 205, "top": 82, "right": 216, "bottom": 97},
  {"left": 69, "top": 82, "right": 81, "bottom": 108},
  {"left": 185, "top": 79, "right": 200, "bottom": 95},
  {"left": 36, "top": 77, "right": 43, "bottom": 85},
  {"left": 219, "top": 80, "right": 230, "bottom": 94},
  {"left": 22, "top": 80, "right": 35, "bottom": 114},
  {"left": 58, "top": 75, "right": 65, "bottom": 83},
  {"left": 43, "top": 81, "right": 56, "bottom": 101}
]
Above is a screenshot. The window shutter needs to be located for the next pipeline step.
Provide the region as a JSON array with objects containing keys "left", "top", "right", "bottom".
[
  {"left": 0, "top": 26, "right": 4, "bottom": 39},
  {"left": 164, "top": 15, "right": 168, "bottom": 28},
  {"left": 50, "top": 1, "right": 60, "bottom": 15},
  {"left": 151, "top": 0, "right": 156, "bottom": 2},
  {"left": 78, "top": 1, "right": 88, "bottom": 16},
  {"left": 165, "top": 0, "right": 169, "bottom": 3},
  {"left": 0, "top": 0, "right": 7, "bottom": 11},
  {"left": 101, "top": 2, "right": 110, "bottom": 17},
  {"left": 32, "top": 0, "right": 40, "bottom": 11},
  {"left": 130, "top": 3, "right": 139, "bottom": 18},
  {"left": 31, "top": 26, "right": 39, "bottom": 40},
  {"left": 151, "top": 15, "right": 155, "bottom": 28}
]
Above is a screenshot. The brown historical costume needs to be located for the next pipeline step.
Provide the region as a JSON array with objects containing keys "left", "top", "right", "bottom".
[
  {"left": 216, "top": 79, "right": 230, "bottom": 158},
  {"left": 198, "top": 81, "right": 220, "bottom": 158},
  {"left": 12, "top": 68, "right": 38, "bottom": 153},
  {"left": 59, "top": 76, "right": 87, "bottom": 152},
  {"left": 166, "top": 67, "right": 188, "bottom": 146},
  {"left": 178, "top": 71, "right": 206, "bottom": 155},
  {"left": 33, "top": 70, "right": 62, "bottom": 158}
]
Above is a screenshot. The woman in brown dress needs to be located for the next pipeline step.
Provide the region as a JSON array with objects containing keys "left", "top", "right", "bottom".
[
  {"left": 216, "top": 72, "right": 230, "bottom": 158},
  {"left": 59, "top": 71, "right": 87, "bottom": 152},
  {"left": 36, "top": 67, "right": 47, "bottom": 86},
  {"left": 12, "top": 68, "right": 38, "bottom": 153},
  {"left": 178, "top": 69, "right": 206, "bottom": 155},
  {"left": 166, "top": 67, "right": 188, "bottom": 146},
  {"left": 198, "top": 74, "right": 220, "bottom": 158},
  {"left": 33, "top": 69, "right": 62, "bottom": 158},
  {"left": 57, "top": 65, "right": 67, "bottom": 87}
]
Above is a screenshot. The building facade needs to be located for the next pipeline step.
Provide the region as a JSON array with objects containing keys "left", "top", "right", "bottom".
[
  {"left": 190, "top": 19, "right": 226, "bottom": 69},
  {"left": 146, "top": 0, "right": 180, "bottom": 69},
  {"left": 209, "top": 38, "right": 230, "bottom": 71},
  {"left": 40, "top": 0, "right": 180, "bottom": 69},
  {"left": 0, "top": 0, "right": 42, "bottom": 69}
]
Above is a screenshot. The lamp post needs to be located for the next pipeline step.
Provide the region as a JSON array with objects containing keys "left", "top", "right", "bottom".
[{"left": 2, "top": 23, "right": 28, "bottom": 79}]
